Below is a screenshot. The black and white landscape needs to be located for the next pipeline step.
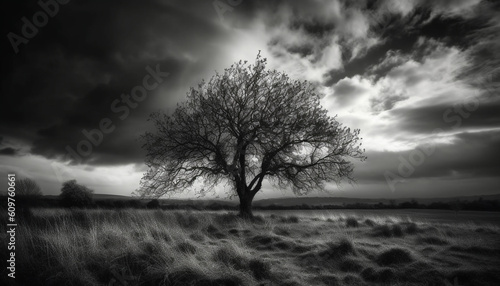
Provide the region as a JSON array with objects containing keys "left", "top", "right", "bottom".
[{"left": 1, "top": 0, "right": 499, "bottom": 285}]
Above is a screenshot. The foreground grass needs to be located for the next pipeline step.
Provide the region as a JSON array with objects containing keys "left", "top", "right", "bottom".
[{"left": 1, "top": 209, "right": 499, "bottom": 285}]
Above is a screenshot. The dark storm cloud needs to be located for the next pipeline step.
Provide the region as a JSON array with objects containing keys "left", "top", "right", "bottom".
[
  {"left": 1, "top": 0, "right": 227, "bottom": 166},
  {"left": 356, "top": 130, "right": 500, "bottom": 183},
  {"left": 0, "top": 148, "right": 19, "bottom": 156},
  {"left": 325, "top": 0, "right": 495, "bottom": 84},
  {"left": 388, "top": 98, "right": 500, "bottom": 134}
]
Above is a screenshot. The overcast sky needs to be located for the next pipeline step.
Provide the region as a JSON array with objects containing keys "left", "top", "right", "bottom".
[{"left": 1, "top": 0, "right": 499, "bottom": 199}]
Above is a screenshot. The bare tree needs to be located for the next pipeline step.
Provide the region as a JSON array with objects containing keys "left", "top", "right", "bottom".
[
  {"left": 139, "top": 53, "right": 366, "bottom": 217},
  {"left": 17, "top": 178, "right": 43, "bottom": 197}
]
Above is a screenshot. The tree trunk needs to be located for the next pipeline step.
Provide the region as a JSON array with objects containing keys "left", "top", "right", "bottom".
[{"left": 238, "top": 194, "right": 254, "bottom": 219}]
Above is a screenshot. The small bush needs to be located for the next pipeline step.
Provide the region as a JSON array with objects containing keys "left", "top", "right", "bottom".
[
  {"left": 346, "top": 217, "right": 359, "bottom": 228},
  {"left": 59, "top": 179, "right": 94, "bottom": 207}
]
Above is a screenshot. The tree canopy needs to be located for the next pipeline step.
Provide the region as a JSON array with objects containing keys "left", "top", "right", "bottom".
[{"left": 139, "top": 53, "right": 366, "bottom": 217}]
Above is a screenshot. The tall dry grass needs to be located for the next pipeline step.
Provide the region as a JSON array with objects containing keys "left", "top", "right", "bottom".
[{"left": 0, "top": 208, "right": 499, "bottom": 285}]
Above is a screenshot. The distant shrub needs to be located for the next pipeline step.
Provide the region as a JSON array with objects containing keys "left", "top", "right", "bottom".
[
  {"left": 60, "top": 180, "right": 94, "bottom": 207},
  {"left": 146, "top": 199, "right": 160, "bottom": 209}
]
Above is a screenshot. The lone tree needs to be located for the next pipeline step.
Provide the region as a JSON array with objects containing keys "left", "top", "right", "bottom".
[
  {"left": 139, "top": 54, "right": 365, "bottom": 218},
  {"left": 16, "top": 178, "right": 43, "bottom": 197}
]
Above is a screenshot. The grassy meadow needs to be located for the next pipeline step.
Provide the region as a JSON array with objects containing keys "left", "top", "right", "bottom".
[{"left": 1, "top": 208, "right": 500, "bottom": 286}]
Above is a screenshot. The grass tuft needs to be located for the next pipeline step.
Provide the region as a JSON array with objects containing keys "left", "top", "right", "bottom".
[
  {"left": 5, "top": 208, "right": 500, "bottom": 285},
  {"left": 280, "top": 216, "right": 300, "bottom": 223},
  {"left": 345, "top": 217, "right": 359, "bottom": 228},
  {"left": 364, "top": 218, "right": 376, "bottom": 227},
  {"left": 175, "top": 241, "right": 197, "bottom": 254},
  {"left": 320, "top": 238, "right": 357, "bottom": 258},
  {"left": 376, "top": 248, "right": 414, "bottom": 266},
  {"left": 418, "top": 236, "right": 449, "bottom": 245}
]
